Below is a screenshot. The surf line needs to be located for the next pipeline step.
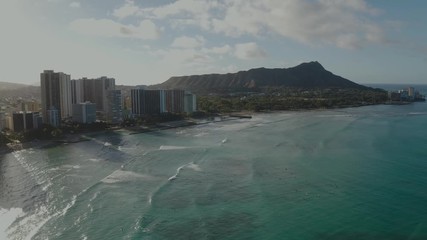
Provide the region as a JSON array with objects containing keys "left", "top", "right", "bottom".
[{"left": 168, "top": 163, "right": 188, "bottom": 181}]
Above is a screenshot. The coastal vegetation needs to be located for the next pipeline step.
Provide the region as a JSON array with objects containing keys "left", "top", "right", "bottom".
[{"left": 197, "top": 87, "right": 388, "bottom": 113}]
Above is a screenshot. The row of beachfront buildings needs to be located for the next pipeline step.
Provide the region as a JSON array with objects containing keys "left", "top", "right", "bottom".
[
  {"left": 0, "top": 70, "right": 197, "bottom": 132},
  {"left": 388, "top": 87, "right": 425, "bottom": 102}
]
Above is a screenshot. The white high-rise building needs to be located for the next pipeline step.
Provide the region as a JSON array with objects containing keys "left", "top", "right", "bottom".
[{"left": 40, "top": 70, "right": 72, "bottom": 124}]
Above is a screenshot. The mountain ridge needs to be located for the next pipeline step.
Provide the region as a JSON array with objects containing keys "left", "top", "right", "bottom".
[
  {"left": 152, "top": 61, "right": 369, "bottom": 94},
  {"left": 0, "top": 82, "right": 41, "bottom": 99}
]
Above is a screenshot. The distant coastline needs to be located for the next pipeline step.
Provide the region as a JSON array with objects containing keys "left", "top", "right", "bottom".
[{"left": 0, "top": 102, "right": 393, "bottom": 152}]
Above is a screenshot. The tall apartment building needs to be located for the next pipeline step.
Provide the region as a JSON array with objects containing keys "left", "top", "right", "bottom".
[
  {"left": 0, "top": 112, "right": 6, "bottom": 130},
  {"left": 21, "top": 100, "right": 40, "bottom": 112},
  {"left": 40, "top": 70, "right": 72, "bottom": 124},
  {"left": 5, "top": 116, "right": 13, "bottom": 131},
  {"left": 11, "top": 112, "right": 42, "bottom": 132},
  {"left": 131, "top": 89, "right": 193, "bottom": 116},
  {"left": 184, "top": 91, "right": 197, "bottom": 113},
  {"left": 71, "top": 77, "right": 117, "bottom": 121},
  {"left": 106, "top": 90, "right": 122, "bottom": 124},
  {"left": 131, "top": 89, "right": 161, "bottom": 116},
  {"left": 162, "top": 90, "right": 185, "bottom": 113},
  {"left": 408, "top": 87, "right": 415, "bottom": 100},
  {"left": 72, "top": 102, "right": 96, "bottom": 124},
  {"left": 47, "top": 107, "right": 60, "bottom": 127}
]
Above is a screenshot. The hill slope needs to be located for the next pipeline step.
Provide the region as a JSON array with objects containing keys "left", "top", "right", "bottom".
[
  {"left": 0, "top": 82, "right": 40, "bottom": 99},
  {"left": 153, "top": 61, "right": 368, "bottom": 94}
]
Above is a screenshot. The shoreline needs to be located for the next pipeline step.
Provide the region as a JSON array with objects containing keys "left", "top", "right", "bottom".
[{"left": 3, "top": 101, "right": 424, "bottom": 153}]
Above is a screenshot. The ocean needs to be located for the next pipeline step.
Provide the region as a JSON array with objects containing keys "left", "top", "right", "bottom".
[{"left": 1, "top": 85, "right": 427, "bottom": 240}]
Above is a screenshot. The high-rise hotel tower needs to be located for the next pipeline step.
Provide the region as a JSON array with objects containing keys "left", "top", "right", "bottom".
[
  {"left": 71, "top": 77, "right": 118, "bottom": 122},
  {"left": 40, "top": 70, "right": 72, "bottom": 125}
]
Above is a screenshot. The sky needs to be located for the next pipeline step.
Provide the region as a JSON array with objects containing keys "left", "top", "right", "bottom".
[{"left": 0, "top": 0, "right": 426, "bottom": 86}]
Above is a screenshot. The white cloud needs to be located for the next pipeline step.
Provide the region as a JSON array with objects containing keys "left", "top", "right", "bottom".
[
  {"left": 202, "top": 45, "right": 232, "bottom": 55},
  {"left": 69, "top": 2, "right": 80, "bottom": 8},
  {"left": 69, "top": 18, "right": 160, "bottom": 40},
  {"left": 151, "top": 48, "right": 212, "bottom": 64},
  {"left": 171, "top": 36, "right": 205, "bottom": 49},
  {"left": 113, "top": 0, "right": 139, "bottom": 19},
  {"left": 127, "top": 0, "right": 384, "bottom": 49},
  {"left": 148, "top": 0, "right": 217, "bottom": 19},
  {"left": 234, "top": 42, "right": 267, "bottom": 60},
  {"left": 211, "top": 0, "right": 384, "bottom": 49}
]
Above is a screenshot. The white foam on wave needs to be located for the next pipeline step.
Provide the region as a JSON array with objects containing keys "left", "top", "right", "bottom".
[
  {"left": 104, "top": 142, "right": 112, "bottom": 147},
  {"left": 194, "top": 132, "right": 208, "bottom": 137},
  {"left": 42, "top": 182, "right": 52, "bottom": 192},
  {"left": 187, "top": 163, "right": 202, "bottom": 172},
  {"left": 213, "top": 120, "right": 255, "bottom": 132},
  {"left": 168, "top": 163, "right": 189, "bottom": 181},
  {"left": 167, "top": 161, "right": 203, "bottom": 181},
  {"left": 7, "top": 183, "right": 94, "bottom": 240},
  {"left": 148, "top": 194, "right": 153, "bottom": 205},
  {"left": 176, "top": 130, "right": 187, "bottom": 135},
  {"left": 24, "top": 194, "right": 77, "bottom": 240},
  {"left": 12, "top": 150, "right": 54, "bottom": 194},
  {"left": 159, "top": 145, "right": 190, "bottom": 150},
  {"left": 89, "top": 191, "right": 100, "bottom": 203},
  {"left": 7, "top": 205, "right": 50, "bottom": 240},
  {"left": 408, "top": 112, "right": 427, "bottom": 115},
  {"left": 317, "top": 114, "right": 352, "bottom": 118},
  {"left": 0, "top": 208, "right": 24, "bottom": 239},
  {"left": 88, "top": 158, "right": 101, "bottom": 162},
  {"left": 101, "top": 170, "right": 152, "bottom": 184},
  {"left": 61, "top": 195, "right": 77, "bottom": 217}
]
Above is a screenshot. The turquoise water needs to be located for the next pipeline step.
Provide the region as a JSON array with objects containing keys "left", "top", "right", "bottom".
[{"left": 1, "top": 95, "right": 427, "bottom": 239}]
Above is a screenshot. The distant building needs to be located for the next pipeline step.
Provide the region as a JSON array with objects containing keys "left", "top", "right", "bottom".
[
  {"left": 131, "top": 89, "right": 195, "bottom": 116},
  {"left": 71, "top": 77, "right": 116, "bottom": 120},
  {"left": 12, "top": 112, "right": 25, "bottom": 132},
  {"left": 47, "top": 107, "right": 60, "bottom": 127},
  {"left": 72, "top": 102, "right": 96, "bottom": 124},
  {"left": 40, "top": 70, "right": 72, "bottom": 124},
  {"left": 21, "top": 100, "right": 40, "bottom": 112},
  {"left": 184, "top": 91, "right": 197, "bottom": 113},
  {"left": 162, "top": 90, "right": 185, "bottom": 113},
  {"left": 408, "top": 87, "right": 415, "bottom": 100},
  {"left": 0, "top": 112, "right": 5, "bottom": 130},
  {"left": 123, "top": 96, "right": 132, "bottom": 111},
  {"left": 389, "top": 87, "right": 425, "bottom": 102},
  {"left": 388, "top": 92, "right": 401, "bottom": 101},
  {"left": 11, "top": 112, "right": 42, "bottom": 132},
  {"left": 5, "top": 116, "right": 13, "bottom": 130},
  {"left": 106, "top": 90, "right": 122, "bottom": 124},
  {"left": 131, "top": 89, "right": 161, "bottom": 116},
  {"left": 122, "top": 95, "right": 132, "bottom": 119}
]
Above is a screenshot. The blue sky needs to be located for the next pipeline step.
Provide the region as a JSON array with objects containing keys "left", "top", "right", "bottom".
[{"left": 1, "top": 0, "right": 426, "bottom": 86}]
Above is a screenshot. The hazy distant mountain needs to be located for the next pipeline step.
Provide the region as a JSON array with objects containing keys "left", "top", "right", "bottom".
[
  {"left": 0, "top": 82, "right": 31, "bottom": 90},
  {"left": 0, "top": 82, "right": 41, "bottom": 99},
  {"left": 152, "top": 61, "right": 369, "bottom": 94}
]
